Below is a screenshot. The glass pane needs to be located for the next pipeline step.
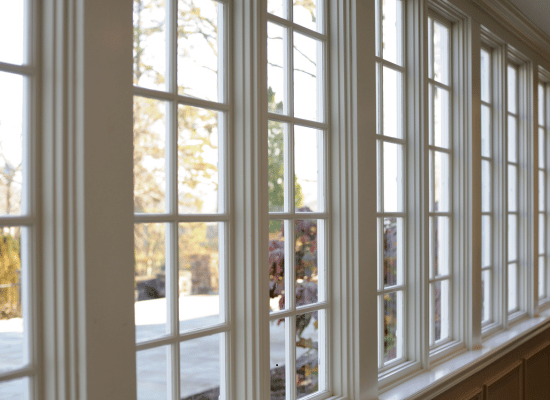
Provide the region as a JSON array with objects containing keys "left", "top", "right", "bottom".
[
  {"left": 540, "top": 213, "right": 545, "bottom": 255},
  {"left": 540, "top": 170, "right": 546, "bottom": 212},
  {"left": 539, "top": 256, "right": 547, "bottom": 299},
  {"left": 268, "top": 23, "right": 286, "bottom": 115},
  {"left": 293, "top": 32, "right": 323, "bottom": 122},
  {"left": 482, "top": 160, "right": 491, "bottom": 213},
  {"left": 508, "top": 164, "right": 517, "bottom": 212},
  {"left": 481, "top": 104, "right": 491, "bottom": 158},
  {"left": 269, "top": 121, "right": 286, "bottom": 212},
  {"left": 382, "top": 0, "right": 403, "bottom": 66},
  {"left": 508, "top": 115, "right": 517, "bottom": 163},
  {"left": 296, "top": 311, "right": 320, "bottom": 398},
  {"left": 508, "top": 263, "right": 518, "bottom": 312},
  {"left": 177, "top": 106, "right": 220, "bottom": 214},
  {"left": 179, "top": 222, "right": 221, "bottom": 333},
  {"left": 268, "top": 0, "right": 285, "bottom": 17},
  {"left": 375, "top": 0, "right": 380, "bottom": 57},
  {"left": 433, "top": 21, "right": 450, "bottom": 85},
  {"left": 269, "top": 220, "right": 285, "bottom": 313},
  {"left": 482, "top": 215, "right": 491, "bottom": 268},
  {"left": 383, "top": 142, "right": 403, "bottom": 213},
  {"left": 295, "top": 220, "right": 318, "bottom": 307},
  {"left": 383, "top": 218, "right": 403, "bottom": 288},
  {"left": 377, "top": 141, "right": 381, "bottom": 212},
  {"left": 383, "top": 291, "right": 403, "bottom": 363},
  {"left": 270, "top": 318, "right": 286, "bottom": 399},
  {"left": 177, "top": 0, "right": 221, "bottom": 102},
  {"left": 293, "top": 0, "right": 320, "bottom": 33},
  {"left": 433, "top": 151, "right": 450, "bottom": 212},
  {"left": 434, "top": 86, "right": 450, "bottom": 149},
  {"left": 180, "top": 333, "right": 222, "bottom": 399},
  {"left": 508, "top": 214, "right": 517, "bottom": 261},
  {"left": 134, "top": 223, "right": 168, "bottom": 343},
  {"left": 539, "top": 128, "right": 545, "bottom": 169},
  {"left": 480, "top": 49, "right": 491, "bottom": 103},
  {"left": 136, "top": 346, "right": 169, "bottom": 400},
  {"left": 0, "top": 72, "right": 24, "bottom": 216},
  {"left": 134, "top": 96, "right": 167, "bottom": 214},
  {"left": 382, "top": 67, "right": 403, "bottom": 139},
  {"left": 507, "top": 65, "right": 517, "bottom": 114},
  {"left": 539, "top": 84, "right": 545, "bottom": 127},
  {"left": 0, "top": 227, "right": 24, "bottom": 374},
  {"left": 482, "top": 269, "right": 491, "bottom": 323},
  {"left": 431, "top": 216, "right": 450, "bottom": 277},
  {"left": 434, "top": 280, "right": 450, "bottom": 342},
  {"left": 133, "top": 0, "right": 166, "bottom": 91},
  {"left": 295, "top": 126, "right": 321, "bottom": 212},
  {"left": 0, "top": 377, "right": 30, "bottom": 400}
]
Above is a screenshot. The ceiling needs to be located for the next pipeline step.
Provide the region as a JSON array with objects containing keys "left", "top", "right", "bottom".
[{"left": 507, "top": 0, "right": 550, "bottom": 38}]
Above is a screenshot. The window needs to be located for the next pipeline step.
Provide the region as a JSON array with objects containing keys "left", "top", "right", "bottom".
[
  {"left": 480, "top": 46, "right": 494, "bottom": 326},
  {"left": 133, "top": 0, "right": 229, "bottom": 397},
  {"left": 0, "top": 0, "right": 37, "bottom": 397},
  {"left": 539, "top": 79, "right": 549, "bottom": 303},
  {"left": 375, "top": 0, "right": 406, "bottom": 369},
  {"left": 266, "top": 0, "right": 329, "bottom": 398},
  {"left": 428, "top": 14, "right": 453, "bottom": 348}
]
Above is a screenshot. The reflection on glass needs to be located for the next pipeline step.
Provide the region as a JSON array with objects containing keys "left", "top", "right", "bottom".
[
  {"left": 508, "top": 65, "right": 517, "bottom": 114},
  {"left": 134, "top": 97, "right": 166, "bottom": 214},
  {"left": 508, "top": 263, "right": 518, "bottom": 312},
  {"left": 295, "top": 220, "right": 318, "bottom": 308},
  {"left": 539, "top": 256, "right": 547, "bottom": 299},
  {"left": 382, "top": 0, "right": 403, "bottom": 65},
  {"left": 376, "top": 63, "right": 381, "bottom": 135},
  {"left": 383, "top": 142, "right": 403, "bottom": 212},
  {"left": 433, "top": 280, "right": 450, "bottom": 342},
  {"left": 177, "top": 106, "right": 219, "bottom": 214},
  {"left": 134, "top": 223, "right": 168, "bottom": 343},
  {"left": 383, "top": 67, "right": 403, "bottom": 138},
  {"left": 540, "top": 128, "right": 545, "bottom": 169},
  {"left": 0, "top": 72, "right": 23, "bottom": 216},
  {"left": 133, "top": 0, "right": 166, "bottom": 91},
  {"left": 294, "top": 32, "right": 322, "bottom": 122},
  {"left": 270, "top": 319, "right": 286, "bottom": 399},
  {"left": 269, "top": 220, "right": 285, "bottom": 313},
  {"left": 482, "top": 215, "right": 491, "bottom": 268},
  {"left": 540, "top": 171, "right": 546, "bottom": 212},
  {"left": 383, "top": 218, "right": 402, "bottom": 287},
  {"left": 539, "top": 213, "right": 545, "bottom": 254},
  {"left": 177, "top": 0, "right": 221, "bottom": 102},
  {"left": 294, "top": 0, "right": 320, "bottom": 32},
  {"left": 180, "top": 334, "right": 222, "bottom": 399},
  {"left": 295, "top": 126, "right": 320, "bottom": 212},
  {"left": 508, "top": 115, "right": 517, "bottom": 163},
  {"left": 539, "top": 84, "right": 545, "bottom": 127},
  {"left": 0, "top": 377, "right": 30, "bottom": 399},
  {"left": 482, "top": 270, "right": 491, "bottom": 323},
  {"left": 137, "top": 346, "right": 169, "bottom": 399},
  {"left": 296, "top": 311, "right": 320, "bottom": 399},
  {"left": 480, "top": 49, "right": 491, "bottom": 103},
  {"left": 268, "top": 23, "right": 286, "bottom": 115},
  {"left": 433, "top": 21, "right": 449, "bottom": 85},
  {"left": 508, "top": 214, "right": 517, "bottom": 261},
  {"left": 179, "top": 222, "right": 221, "bottom": 333},
  {"left": 268, "top": 0, "right": 285, "bottom": 17},
  {"left": 433, "top": 86, "right": 450, "bottom": 148},
  {"left": 508, "top": 165, "right": 517, "bottom": 212},
  {"left": 431, "top": 217, "right": 450, "bottom": 277},
  {"left": 433, "top": 151, "right": 450, "bottom": 212},
  {"left": 269, "top": 121, "right": 286, "bottom": 212},
  {"left": 482, "top": 160, "right": 491, "bottom": 213},
  {"left": 383, "top": 291, "right": 402, "bottom": 363},
  {"left": 481, "top": 104, "right": 491, "bottom": 158},
  {"left": 0, "top": 227, "right": 24, "bottom": 374}
]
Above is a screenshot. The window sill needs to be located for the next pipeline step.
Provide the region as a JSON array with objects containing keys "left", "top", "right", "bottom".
[{"left": 379, "top": 308, "right": 550, "bottom": 400}]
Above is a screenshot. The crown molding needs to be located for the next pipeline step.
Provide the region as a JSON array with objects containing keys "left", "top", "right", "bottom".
[{"left": 468, "top": 0, "right": 550, "bottom": 67}]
